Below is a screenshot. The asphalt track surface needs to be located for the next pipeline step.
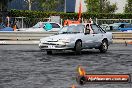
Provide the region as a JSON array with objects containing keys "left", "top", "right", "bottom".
[{"left": 0, "top": 44, "right": 132, "bottom": 88}]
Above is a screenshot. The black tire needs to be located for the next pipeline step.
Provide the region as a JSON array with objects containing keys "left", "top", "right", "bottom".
[
  {"left": 46, "top": 50, "right": 52, "bottom": 55},
  {"left": 75, "top": 41, "right": 82, "bottom": 55},
  {"left": 99, "top": 40, "right": 108, "bottom": 53}
]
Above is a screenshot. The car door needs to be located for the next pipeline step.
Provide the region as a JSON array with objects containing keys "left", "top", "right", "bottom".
[
  {"left": 81, "top": 32, "right": 95, "bottom": 48},
  {"left": 81, "top": 24, "right": 96, "bottom": 48},
  {"left": 91, "top": 24, "right": 105, "bottom": 47}
]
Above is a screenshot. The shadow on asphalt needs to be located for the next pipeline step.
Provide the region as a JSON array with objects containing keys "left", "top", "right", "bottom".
[{"left": 44, "top": 50, "right": 109, "bottom": 56}]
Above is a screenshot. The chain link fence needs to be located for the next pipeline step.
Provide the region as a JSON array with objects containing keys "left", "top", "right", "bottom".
[
  {"left": 14, "top": 17, "right": 52, "bottom": 28},
  {"left": 0, "top": 16, "right": 61, "bottom": 28},
  {"left": 1, "top": 16, "right": 132, "bottom": 29}
]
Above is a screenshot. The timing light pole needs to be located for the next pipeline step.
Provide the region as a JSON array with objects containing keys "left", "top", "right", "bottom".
[
  {"left": 64, "top": 0, "right": 66, "bottom": 12},
  {"left": 24, "top": 0, "right": 32, "bottom": 10},
  {"left": 28, "top": 0, "right": 31, "bottom": 10}
]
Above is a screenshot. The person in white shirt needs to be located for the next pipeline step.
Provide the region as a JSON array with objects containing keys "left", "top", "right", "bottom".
[{"left": 85, "top": 23, "right": 94, "bottom": 34}]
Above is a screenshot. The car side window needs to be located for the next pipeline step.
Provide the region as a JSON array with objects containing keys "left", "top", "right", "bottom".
[
  {"left": 119, "top": 24, "right": 124, "bottom": 28},
  {"left": 50, "top": 23, "right": 60, "bottom": 28},
  {"left": 124, "top": 24, "right": 131, "bottom": 28},
  {"left": 76, "top": 25, "right": 84, "bottom": 33},
  {"left": 91, "top": 24, "right": 103, "bottom": 34}
]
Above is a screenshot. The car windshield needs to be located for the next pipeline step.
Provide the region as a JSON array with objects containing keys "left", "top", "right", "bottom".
[
  {"left": 109, "top": 23, "right": 120, "bottom": 29},
  {"left": 111, "top": 24, "right": 119, "bottom": 27},
  {"left": 59, "top": 25, "right": 84, "bottom": 34}
]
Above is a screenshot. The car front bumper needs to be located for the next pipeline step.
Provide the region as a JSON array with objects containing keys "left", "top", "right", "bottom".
[{"left": 39, "top": 42, "right": 74, "bottom": 50}]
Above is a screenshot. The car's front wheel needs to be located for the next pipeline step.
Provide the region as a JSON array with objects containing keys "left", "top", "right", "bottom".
[
  {"left": 99, "top": 40, "right": 108, "bottom": 53},
  {"left": 46, "top": 50, "right": 52, "bottom": 55},
  {"left": 75, "top": 41, "right": 82, "bottom": 54}
]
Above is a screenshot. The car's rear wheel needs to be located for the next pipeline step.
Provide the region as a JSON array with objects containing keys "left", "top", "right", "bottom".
[
  {"left": 99, "top": 40, "right": 108, "bottom": 53},
  {"left": 75, "top": 41, "right": 82, "bottom": 54},
  {"left": 46, "top": 50, "right": 52, "bottom": 55}
]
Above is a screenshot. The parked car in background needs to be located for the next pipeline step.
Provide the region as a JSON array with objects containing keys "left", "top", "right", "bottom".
[
  {"left": 17, "top": 22, "right": 62, "bottom": 32},
  {"left": 0, "top": 23, "right": 14, "bottom": 31},
  {"left": 39, "top": 23, "right": 112, "bottom": 55},
  {"left": 108, "top": 23, "right": 132, "bottom": 32},
  {"left": 101, "top": 23, "right": 132, "bottom": 32},
  {"left": 101, "top": 24, "right": 121, "bottom": 32},
  {"left": 118, "top": 23, "right": 132, "bottom": 32}
]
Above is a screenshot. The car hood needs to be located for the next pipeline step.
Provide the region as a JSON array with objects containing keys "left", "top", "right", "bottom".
[
  {"left": 40, "top": 33, "right": 83, "bottom": 42},
  {"left": 18, "top": 27, "right": 60, "bottom": 32},
  {"left": 25, "top": 28, "right": 46, "bottom": 32}
]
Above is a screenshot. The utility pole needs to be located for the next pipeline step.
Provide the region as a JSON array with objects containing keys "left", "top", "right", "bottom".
[
  {"left": 64, "top": 0, "right": 66, "bottom": 12},
  {"left": 28, "top": 0, "right": 31, "bottom": 10},
  {"left": 88, "top": 0, "right": 91, "bottom": 13},
  {"left": 0, "top": 3, "right": 2, "bottom": 11},
  {"left": 100, "top": 0, "right": 103, "bottom": 13},
  {"left": 24, "top": 0, "right": 32, "bottom": 10}
]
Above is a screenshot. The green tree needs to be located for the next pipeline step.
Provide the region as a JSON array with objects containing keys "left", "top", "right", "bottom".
[
  {"left": 124, "top": 0, "right": 132, "bottom": 13},
  {"left": 85, "top": 0, "right": 117, "bottom": 13},
  {"left": 101, "top": 0, "right": 117, "bottom": 13},
  {"left": 38, "top": 0, "right": 64, "bottom": 11},
  {"left": 85, "top": 0, "right": 99, "bottom": 13}
]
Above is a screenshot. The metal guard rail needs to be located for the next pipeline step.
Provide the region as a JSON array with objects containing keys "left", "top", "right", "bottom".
[
  {"left": 0, "top": 31, "right": 132, "bottom": 44},
  {"left": 0, "top": 31, "right": 57, "bottom": 40}
]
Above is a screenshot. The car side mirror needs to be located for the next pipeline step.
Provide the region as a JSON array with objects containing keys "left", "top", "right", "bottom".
[{"left": 84, "top": 28, "right": 90, "bottom": 35}]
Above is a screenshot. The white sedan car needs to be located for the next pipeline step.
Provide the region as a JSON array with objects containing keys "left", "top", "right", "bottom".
[
  {"left": 17, "top": 22, "right": 62, "bottom": 32},
  {"left": 39, "top": 23, "right": 112, "bottom": 54}
]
